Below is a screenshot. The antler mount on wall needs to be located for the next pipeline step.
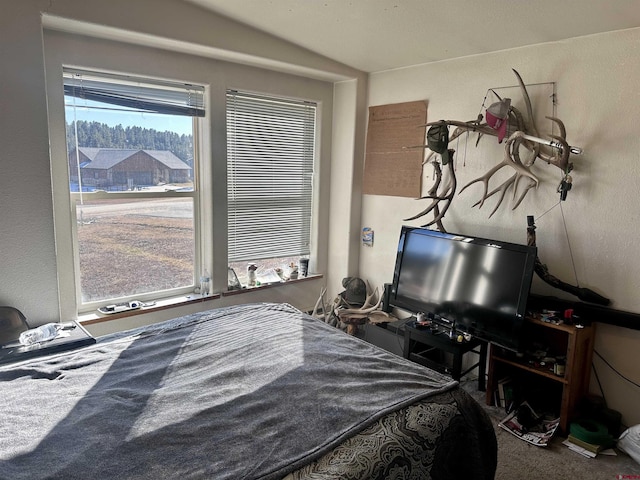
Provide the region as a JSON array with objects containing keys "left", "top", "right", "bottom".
[{"left": 407, "top": 69, "right": 582, "bottom": 230}]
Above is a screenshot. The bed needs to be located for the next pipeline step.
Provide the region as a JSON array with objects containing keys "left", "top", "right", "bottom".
[{"left": 0, "top": 302, "right": 496, "bottom": 479}]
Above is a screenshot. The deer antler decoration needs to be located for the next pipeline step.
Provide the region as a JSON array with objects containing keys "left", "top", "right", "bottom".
[{"left": 405, "top": 69, "right": 582, "bottom": 228}]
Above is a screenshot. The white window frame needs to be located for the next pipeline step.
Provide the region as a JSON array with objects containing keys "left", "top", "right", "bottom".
[{"left": 55, "top": 67, "right": 210, "bottom": 314}]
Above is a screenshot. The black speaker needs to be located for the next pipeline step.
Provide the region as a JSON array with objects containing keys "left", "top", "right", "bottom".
[{"left": 382, "top": 283, "right": 392, "bottom": 313}]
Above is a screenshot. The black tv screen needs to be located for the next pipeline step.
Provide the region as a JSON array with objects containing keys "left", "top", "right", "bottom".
[{"left": 391, "top": 226, "right": 537, "bottom": 352}]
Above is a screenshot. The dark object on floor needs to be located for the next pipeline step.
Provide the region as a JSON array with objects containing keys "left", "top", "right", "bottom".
[
  {"left": 580, "top": 395, "right": 623, "bottom": 437},
  {"left": 517, "top": 403, "right": 540, "bottom": 431},
  {"left": 0, "top": 306, "right": 29, "bottom": 345}
]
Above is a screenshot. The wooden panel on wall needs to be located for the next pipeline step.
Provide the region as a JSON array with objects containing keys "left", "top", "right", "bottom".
[{"left": 363, "top": 100, "right": 427, "bottom": 197}]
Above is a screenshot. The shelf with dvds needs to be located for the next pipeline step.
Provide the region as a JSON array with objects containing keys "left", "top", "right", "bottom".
[{"left": 486, "top": 317, "right": 595, "bottom": 433}]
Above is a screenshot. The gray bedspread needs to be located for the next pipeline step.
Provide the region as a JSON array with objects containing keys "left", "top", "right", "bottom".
[{"left": 0, "top": 303, "right": 494, "bottom": 479}]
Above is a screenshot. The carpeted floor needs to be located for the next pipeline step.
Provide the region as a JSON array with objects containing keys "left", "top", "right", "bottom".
[{"left": 461, "top": 380, "right": 640, "bottom": 479}]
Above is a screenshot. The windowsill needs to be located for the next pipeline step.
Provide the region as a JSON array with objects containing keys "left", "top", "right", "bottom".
[{"left": 78, "top": 274, "right": 323, "bottom": 325}]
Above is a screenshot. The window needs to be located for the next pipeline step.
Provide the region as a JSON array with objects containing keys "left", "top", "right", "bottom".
[
  {"left": 226, "top": 91, "right": 315, "bottom": 285},
  {"left": 59, "top": 69, "right": 317, "bottom": 311},
  {"left": 63, "top": 68, "right": 205, "bottom": 309}
]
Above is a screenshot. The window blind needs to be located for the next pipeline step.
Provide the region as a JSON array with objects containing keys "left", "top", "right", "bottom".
[
  {"left": 63, "top": 68, "right": 205, "bottom": 117},
  {"left": 226, "top": 90, "right": 315, "bottom": 262}
]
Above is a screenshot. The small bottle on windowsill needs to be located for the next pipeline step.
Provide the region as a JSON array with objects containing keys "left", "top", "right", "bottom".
[{"left": 200, "top": 269, "right": 210, "bottom": 296}]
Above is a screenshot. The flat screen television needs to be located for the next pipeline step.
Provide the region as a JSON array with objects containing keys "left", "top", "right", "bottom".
[{"left": 391, "top": 226, "right": 537, "bottom": 352}]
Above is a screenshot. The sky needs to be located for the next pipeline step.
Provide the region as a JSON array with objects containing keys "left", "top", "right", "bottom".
[{"left": 65, "top": 99, "right": 193, "bottom": 136}]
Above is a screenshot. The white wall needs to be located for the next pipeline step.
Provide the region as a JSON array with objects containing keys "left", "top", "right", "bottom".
[
  {"left": 361, "top": 28, "right": 640, "bottom": 427},
  {"left": 0, "top": 1, "right": 366, "bottom": 329},
  {"left": 0, "top": 1, "right": 60, "bottom": 318}
]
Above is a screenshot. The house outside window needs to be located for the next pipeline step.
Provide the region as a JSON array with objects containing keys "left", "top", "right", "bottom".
[{"left": 68, "top": 148, "right": 192, "bottom": 191}]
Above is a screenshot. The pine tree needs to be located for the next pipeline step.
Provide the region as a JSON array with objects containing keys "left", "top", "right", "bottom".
[{"left": 66, "top": 121, "right": 193, "bottom": 163}]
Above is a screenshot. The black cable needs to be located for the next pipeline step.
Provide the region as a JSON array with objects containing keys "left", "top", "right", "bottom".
[
  {"left": 559, "top": 202, "right": 580, "bottom": 286},
  {"left": 594, "top": 349, "right": 640, "bottom": 389},
  {"left": 591, "top": 360, "right": 607, "bottom": 407}
]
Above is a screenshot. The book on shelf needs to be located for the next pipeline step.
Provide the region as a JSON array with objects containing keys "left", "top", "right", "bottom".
[{"left": 496, "top": 376, "right": 515, "bottom": 411}]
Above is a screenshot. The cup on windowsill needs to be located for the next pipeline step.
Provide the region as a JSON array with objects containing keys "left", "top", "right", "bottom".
[{"left": 300, "top": 258, "right": 309, "bottom": 277}]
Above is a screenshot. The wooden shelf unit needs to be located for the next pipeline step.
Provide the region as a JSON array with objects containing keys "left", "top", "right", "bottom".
[{"left": 486, "top": 317, "right": 595, "bottom": 433}]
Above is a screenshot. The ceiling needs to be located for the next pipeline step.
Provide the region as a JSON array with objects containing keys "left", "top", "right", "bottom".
[{"left": 184, "top": 0, "right": 640, "bottom": 73}]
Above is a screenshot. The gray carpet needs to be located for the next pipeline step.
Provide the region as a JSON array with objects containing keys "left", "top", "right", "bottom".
[{"left": 461, "top": 380, "right": 640, "bottom": 479}]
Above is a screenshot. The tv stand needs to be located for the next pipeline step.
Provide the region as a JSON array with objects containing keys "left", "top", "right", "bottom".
[
  {"left": 403, "top": 320, "right": 487, "bottom": 391},
  {"left": 486, "top": 317, "right": 595, "bottom": 433}
]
